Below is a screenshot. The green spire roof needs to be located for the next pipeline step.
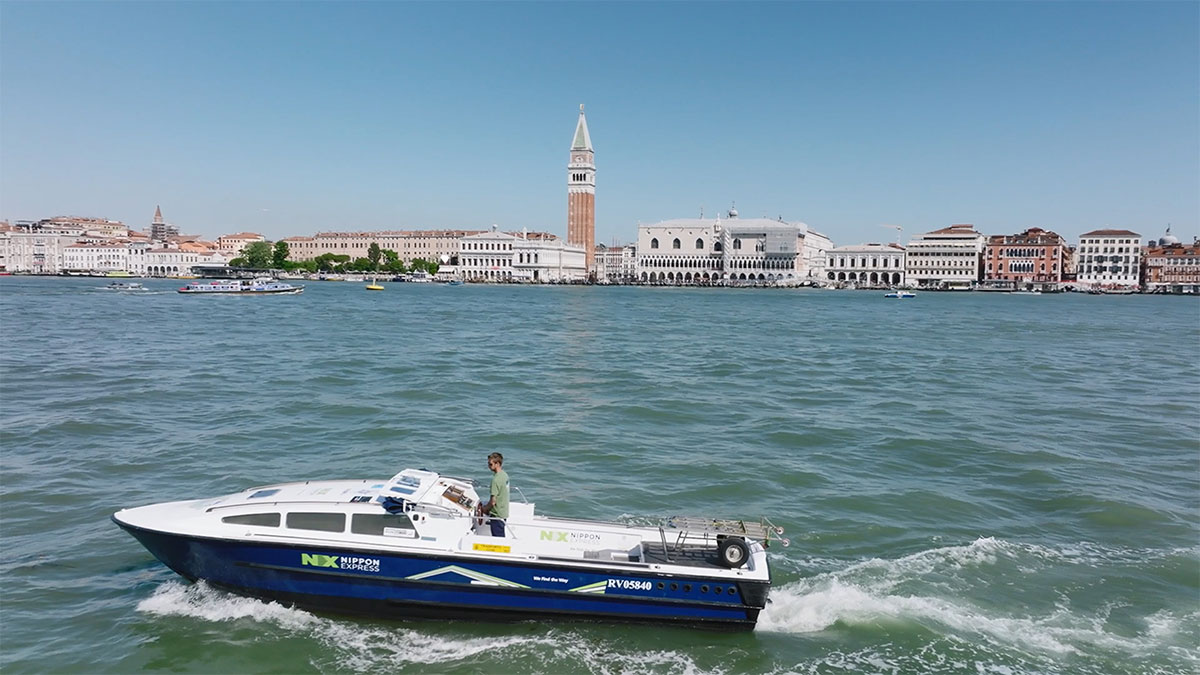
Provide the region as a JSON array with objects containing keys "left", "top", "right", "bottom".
[{"left": 571, "top": 104, "right": 592, "bottom": 151}]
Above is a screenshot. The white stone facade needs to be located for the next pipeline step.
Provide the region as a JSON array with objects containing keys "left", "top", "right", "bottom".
[
  {"left": 459, "top": 226, "right": 517, "bottom": 281},
  {"left": 1076, "top": 229, "right": 1141, "bottom": 288},
  {"left": 636, "top": 213, "right": 808, "bottom": 284},
  {"left": 905, "top": 224, "right": 985, "bottom": 289},
  {"left": 0, "top": 230, "right": 81, "bottom": 273},
  {"left": 217, "top": 232, "right": 266, "bottom": 256},
  {"left": 595, "top": 244, "right": 637, "bottom": 283},
  {"left": 801, "top": 229, "right": 833, "bottom": 282},
  {"left": 513, "top": 237, "right": 587, "bottom": 283},
  {"left": 63, "top": 242, "right": 130, "bottom": 273},
  {"left": 827, "top": 243, "right": 907, "bottom": 286}
]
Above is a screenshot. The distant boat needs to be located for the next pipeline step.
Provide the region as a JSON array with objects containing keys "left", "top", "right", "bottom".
[
  {"left": 409, "top": 271, "right": 433, "bottom": 283},
  {"left": 105, "top": 282, "right": 146, "bottom": 291},
  {"left": 178, "top": 277, "right": 303, "bottom": 295},
  {"left": 446, "top": 279, "right": 464, "bottom": 286},
  {"left": 884, "top": 290, "right": 915, "bottom": 298},
  {"left": 1012, "top": 290, "right": 1042, "bottom": 295},
  {"left": 105, "top": 270, "right": 135, "bottom": 278}
]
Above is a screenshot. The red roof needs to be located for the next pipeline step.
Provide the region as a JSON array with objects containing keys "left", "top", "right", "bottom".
[{"left": 1081, "top": 229, "right": 1140, "bottom": 237}]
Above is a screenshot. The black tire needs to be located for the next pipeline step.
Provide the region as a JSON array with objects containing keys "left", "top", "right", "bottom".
[{"left": 718, "top": 537, "right": 749, "bottom": 568}]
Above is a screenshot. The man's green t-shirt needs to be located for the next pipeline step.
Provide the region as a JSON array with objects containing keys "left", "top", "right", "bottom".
[{"left": 490, "top": 468, "right": 509, "bottom": 519}]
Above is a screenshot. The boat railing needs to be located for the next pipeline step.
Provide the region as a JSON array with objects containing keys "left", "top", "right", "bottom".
[{"left": 656, "top": 516, "right": 788, "bottom": 562}]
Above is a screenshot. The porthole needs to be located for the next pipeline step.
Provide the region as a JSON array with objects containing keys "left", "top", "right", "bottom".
[
  {"left": 657, "top": 582, "right": 664, "bottom": 590},
  {"left": 713, "top": 586, "right": 722, "bottom": 595},
  {"left": 700, "top": 585, "right": 709, "bottom": 593},
  {"left": 670, "top": 583, "right": 678, "bottom": 591},
  {"left": 683, "top": 584, "right": 692, "bottom": 592}
]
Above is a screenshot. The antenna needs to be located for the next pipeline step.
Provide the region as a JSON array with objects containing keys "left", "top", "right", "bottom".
[{"left": 880, "top": 224, "right": 902, "bottom": 245}]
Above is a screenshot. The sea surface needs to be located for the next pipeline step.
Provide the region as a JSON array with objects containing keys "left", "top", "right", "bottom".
[{"left": 1, "top": 275, "right": 1197, "bottom": 674}]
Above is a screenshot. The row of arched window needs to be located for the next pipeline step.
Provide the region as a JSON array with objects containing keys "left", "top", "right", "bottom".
[{"left": 649, "top": 237, "right": 737, "bottom": 251}]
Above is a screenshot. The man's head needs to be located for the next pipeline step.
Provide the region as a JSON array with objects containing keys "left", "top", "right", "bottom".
[{"left": 488, "top": 452, "right": 504, "bottom": 472}]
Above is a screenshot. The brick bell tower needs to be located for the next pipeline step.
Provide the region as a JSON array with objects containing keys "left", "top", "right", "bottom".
[{"left": 567, "top": 104, "right": 595, "bottom": 273}]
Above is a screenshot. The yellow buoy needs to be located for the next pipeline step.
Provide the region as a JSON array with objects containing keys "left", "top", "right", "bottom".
[{"left": 365, "top": 283, "right": 384, "bottom": 291}]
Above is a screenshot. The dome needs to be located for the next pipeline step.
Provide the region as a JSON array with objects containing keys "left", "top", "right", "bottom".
[
  {"left": 1159, "top": 226, "right": 1180, "bottom": 246},
  {"left": 727, "top": 202, "right": 738, "bottom": 219}
]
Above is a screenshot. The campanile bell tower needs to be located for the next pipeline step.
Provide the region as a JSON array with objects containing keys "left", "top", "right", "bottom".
[{"left": 567, "top": 104, "right": 595, "bottom": 273}]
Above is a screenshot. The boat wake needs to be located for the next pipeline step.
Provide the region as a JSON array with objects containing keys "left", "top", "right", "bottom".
[
  {"left": 758, "top": 537, "right": 1199, "bottom": 671},
  {"left": 137, "top": 581, "right": 716, "bottom": 674}
]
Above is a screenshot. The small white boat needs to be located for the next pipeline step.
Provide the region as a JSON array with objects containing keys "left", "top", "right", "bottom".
[
  {"left": 105, "top": 282, "right": 146, "bottom": 291},
  {"left": 884, "top": 290, "right": 915, "bottom": 298}
]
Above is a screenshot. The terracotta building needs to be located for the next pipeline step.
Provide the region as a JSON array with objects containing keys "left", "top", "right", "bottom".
[
  {"left": 1143, "top": 228, "right": 1200, "bottom": 293},
  {"left": 983, "top": 227, "right": 1069, "bottom": 287}
]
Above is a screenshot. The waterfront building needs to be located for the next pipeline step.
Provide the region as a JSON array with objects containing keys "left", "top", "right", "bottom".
[
  {"left": 149, "top": 206, "right": 180, "bottom": 242},
  {"left": 802, "top": 229, "right": 834, "bottom": 283},
  {"left": 983, "top": 227, "right": 1069, "bottom": 288},
  {"left": 905, "top": 224, "right": 985, "bottom": 289},
  {"left": 827, "top": 243, "right": 906, "bottom": 286},
  {"left": 1076, "top": 228, "right": 1141, "bottom": 289},
  {"left": 283, "top": 230, "right": 481, "bottom": 265},
  {"left": 567, "top": 105, "right": 596, "bottom": 275},
  {"left": 0, "top": 225, "right": 80, "bottom": 273},
  {"left": 459, "top": 226, "right": 517, "bottom": 281},
  {"left": 144, "top": 242, "right": 228, "bottom": 277},
  {"left": 594, "top": 243, "right": 637, "bottom": 284},
  {"left": 63, "top": 241, "right": 130, "bottom": 274},
  {"left": 217, "top": 232, "right": 266, "bottom": 257},
  {"left": 513, "top": 232, "right": 587, "bottom": 283},
  {"left": 636, "top": 209, "right": 808, "bottom": 284},
  {"left": 1143, "top": 228, "right": 1199, "bottom": 293}
]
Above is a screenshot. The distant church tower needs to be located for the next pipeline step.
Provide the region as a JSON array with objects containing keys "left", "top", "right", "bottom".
[{"left": 567, "top": 104, "right": 595, "bottom": 273}]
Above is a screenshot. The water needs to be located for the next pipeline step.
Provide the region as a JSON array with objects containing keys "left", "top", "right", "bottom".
[{"left": 1, "top": 276, "right": 1197, "bottom": 674}]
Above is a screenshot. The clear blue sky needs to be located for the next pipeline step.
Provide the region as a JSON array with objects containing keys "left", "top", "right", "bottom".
[{"left": 2, "top": 1, "right": 1196, "bottom": 247}]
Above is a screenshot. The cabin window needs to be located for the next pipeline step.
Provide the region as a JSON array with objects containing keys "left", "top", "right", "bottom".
[
  {"left": 222, "top": 513, "right": 280, "bottom": 527},
  {"left": 286, "top": 512, "right": 346, "bottom": 532},
  {"left": 351, "top": 513, "right": 418, "bottom": 538}
]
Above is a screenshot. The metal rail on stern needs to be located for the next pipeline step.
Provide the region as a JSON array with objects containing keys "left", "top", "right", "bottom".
[{"left": 656, "top": 516, "right": 789, "bottom": 562}]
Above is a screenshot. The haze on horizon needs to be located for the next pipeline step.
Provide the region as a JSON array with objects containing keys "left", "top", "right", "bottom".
[{"left": 1, "top": 1, "right": 1196, "bottom": 246}]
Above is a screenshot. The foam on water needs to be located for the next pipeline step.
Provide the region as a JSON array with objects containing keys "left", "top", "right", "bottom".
[
  {"left": 759, "top": 537, "right": 1200, "bottom": 668},
  {"left": 137, "top": 581, "right": 718, "bottom": 674}
]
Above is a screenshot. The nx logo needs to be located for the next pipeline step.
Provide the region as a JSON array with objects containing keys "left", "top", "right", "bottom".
[
  {"left": 540, "top": 530, "right": 569, "bottom": 542},
  {"left": 302, "top": 553, "right": 339, "bottom": 568}
]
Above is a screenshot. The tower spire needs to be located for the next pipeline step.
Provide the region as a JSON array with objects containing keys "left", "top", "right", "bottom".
[
  {"left": 572, "top": 104, "right": 592, "bottom": 151},
  {"left": 153, "top": 205, "right": 163, "bottom": 224}
]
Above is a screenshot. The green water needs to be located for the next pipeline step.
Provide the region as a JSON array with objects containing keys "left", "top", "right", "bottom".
[{"left": 1, "top": 276, "right": 1197, "bottom": 673}]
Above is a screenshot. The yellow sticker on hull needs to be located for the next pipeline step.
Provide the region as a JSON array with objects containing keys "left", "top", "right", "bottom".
[{"left": 473, "top": 543, "right": 511, "bottom": 553}]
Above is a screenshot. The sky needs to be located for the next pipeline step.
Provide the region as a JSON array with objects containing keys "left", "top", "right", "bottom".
[{"left": 1, "top": 1, "right": 1197, "bottom": 247}]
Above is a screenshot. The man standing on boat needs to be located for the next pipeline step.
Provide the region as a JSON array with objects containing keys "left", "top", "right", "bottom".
[{"left": 477, "top": 452, "right": 509, "bottom": 537}]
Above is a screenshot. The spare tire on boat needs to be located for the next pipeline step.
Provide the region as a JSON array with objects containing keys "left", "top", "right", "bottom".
[{"left": 717, "top": 537, "right": 749, "bottom": 568}]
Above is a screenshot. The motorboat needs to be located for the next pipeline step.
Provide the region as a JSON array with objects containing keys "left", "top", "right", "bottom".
[
  {"left": 178, "top": 277, "right": 303, "bottom": 295},
  {"left": 112, "top": 468, "right": 784, "bottom": 628},
  {"left": 884, "top": 290, "right": 915, "bottom": 298},
  {"left": 105, "top": 282, "right": 146, "bottom": 291}
]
